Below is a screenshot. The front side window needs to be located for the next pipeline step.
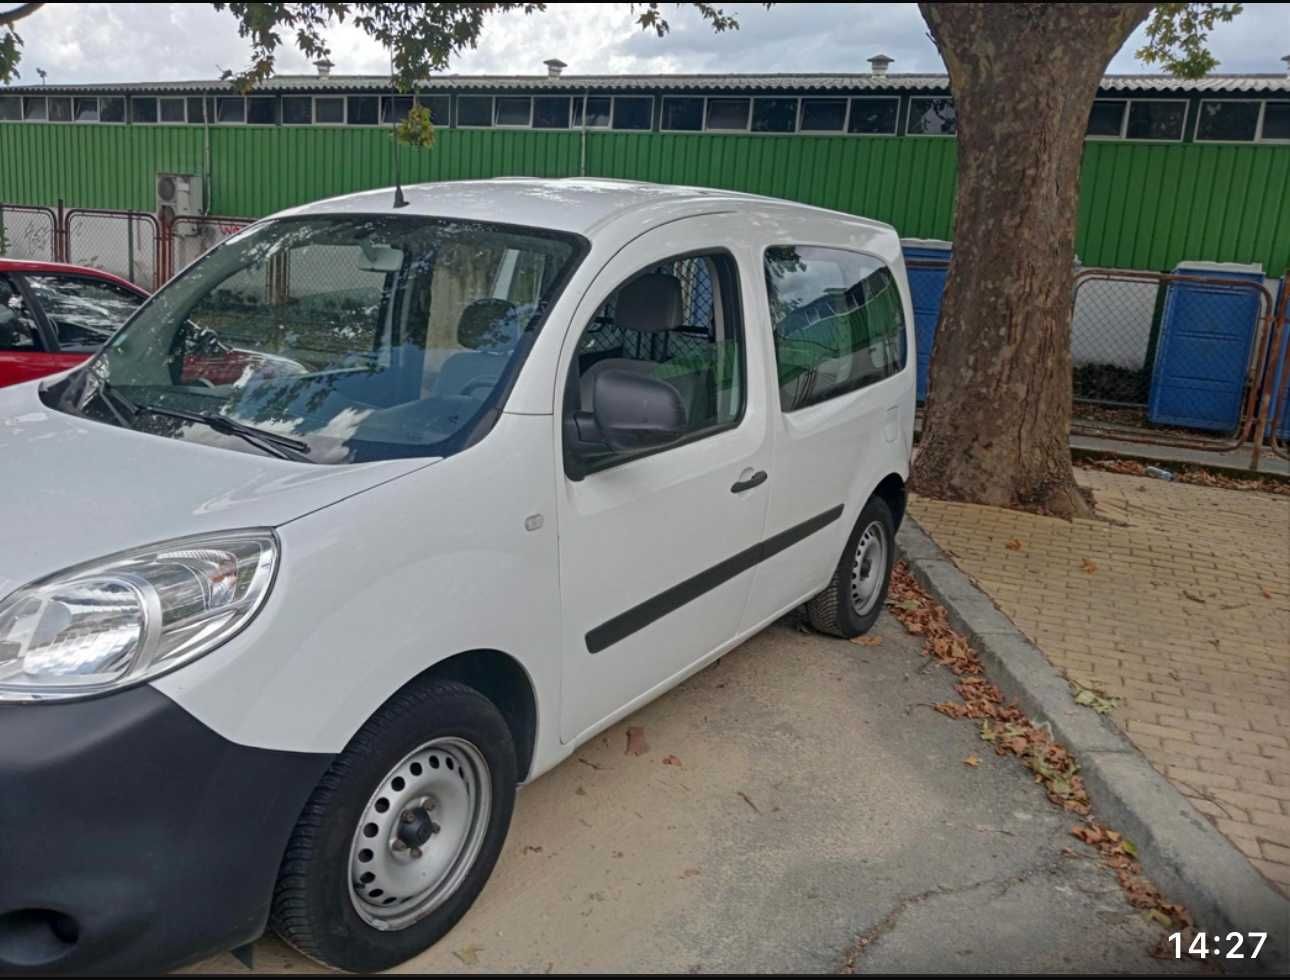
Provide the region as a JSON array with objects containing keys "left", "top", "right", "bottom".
[
  {"left": 907, "top": 97, "right": 956, "bottom": 136},
  {"left": 0, "top": 276, "right": 42, "bottom": 351},
  {"left": 45, "top": 217, "right": 583, "bottom": 465},
  {"left": 24, "top": 274, "right": 144, "bottom": 353},
  {"left": 565, "top": 252, "right": 744, "bottom": 471},
  {"left": 1126, "top": 100, "right": 1185, "bottom": 140},
  {"left": 764, "top": 245, "right": 906, "bottom": 411}
]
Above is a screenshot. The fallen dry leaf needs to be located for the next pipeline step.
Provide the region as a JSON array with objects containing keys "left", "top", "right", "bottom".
[
  {"left": 1006, "top": 538, "right": 1023, "bottom": 552},
  {"left": 1080, "top": 558, "right": 1098, "bottom": 574},
  {"left": 1263, "top": 587, "right": 1274, "bottom": 600},
  {"left": 454, "top": 945, "right": 484, "bottom": 966},
  {"left": 851, "top": 635, "right": 882, "bottom": 647},
  {"left": 963, "top": 755, "right": 980, "bottom": 768},
  {"left": 625, "top": 725, "right": 649, "bottom": 756},
  {"left": 680, "top": 867, "right": 701, "bottom": 878},
  {"left": 662, "top": 754, "right": 682, "bottom": 767},
  {"left": 522, "top": 844, "right": 543, "bottom": 855}
]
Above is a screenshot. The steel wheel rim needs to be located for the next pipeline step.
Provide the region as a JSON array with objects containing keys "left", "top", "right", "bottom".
[
  {"left": 849, "top": 521, "right": 887, "bottom": 616},
  {"left": 347, "top": 736, "right": 491, "bottom": 931}
]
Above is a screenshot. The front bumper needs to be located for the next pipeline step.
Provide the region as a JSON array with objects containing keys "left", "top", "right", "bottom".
[{"left": 0, "top": 685, "right": 332, "bottom": 974}]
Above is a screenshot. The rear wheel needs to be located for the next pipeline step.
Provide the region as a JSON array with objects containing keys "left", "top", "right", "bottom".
[
  {"left": 271, "top": 680, "right": 516, "bottom": 973},
  {"left": 806, "top": 496, "right": 895, "bottom": 638}
]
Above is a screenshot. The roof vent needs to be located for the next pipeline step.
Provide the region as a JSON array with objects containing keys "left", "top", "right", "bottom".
[
  {"left": 1283, "top": 53, "right": 1290, "bottom": 78},
  {"left": 544, "top": 58, "right": 567, "bottom": 78},
  {"left": 315, "top": 58, "right": 334, "bottom": 78},
  {"left": 868, "top": 53, "right": 894, "bottom": 76}
]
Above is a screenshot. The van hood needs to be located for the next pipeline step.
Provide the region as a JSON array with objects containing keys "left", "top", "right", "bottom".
[{"left": 0, "top": 382, "right": 436, "bottom": 595}]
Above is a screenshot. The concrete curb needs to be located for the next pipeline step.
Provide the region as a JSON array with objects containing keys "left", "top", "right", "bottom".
[{"left": 896, "top": 517, "right": 1290, "bottom": 976}]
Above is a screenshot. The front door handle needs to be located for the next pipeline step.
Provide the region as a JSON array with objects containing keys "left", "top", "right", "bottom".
[{"left": 731, "top": 469, "right": 768, "bottom": 493}]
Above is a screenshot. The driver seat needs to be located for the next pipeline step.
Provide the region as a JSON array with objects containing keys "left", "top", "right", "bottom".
[{"left": 431, "top": 298, "right": 519, "bottom": 398}]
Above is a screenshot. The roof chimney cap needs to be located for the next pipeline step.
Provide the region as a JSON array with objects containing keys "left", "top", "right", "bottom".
[
  {"left": 314, "top": 57, "right": 334, "bottom": 77},
  {"left": 544, "top": 58, "right": 567, "bottom": 78},
  {"left": 868, "top": 53, "right": 894, "bottom": 75},
  {"left": 1283, "top": 53, "right": 1290, "bottom": 77}
]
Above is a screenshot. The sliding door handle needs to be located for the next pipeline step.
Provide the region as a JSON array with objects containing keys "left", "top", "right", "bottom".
[{"left": 731, "top": 469, "right": 768, "bottom": 493}]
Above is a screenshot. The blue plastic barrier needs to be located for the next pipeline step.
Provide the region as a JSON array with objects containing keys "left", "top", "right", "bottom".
[
  {"left": 1148, "top": 262, "right": 1266, "bottom": 432},
  {"left": 902, "top": 239, "right": 952, "bottom": 402}
]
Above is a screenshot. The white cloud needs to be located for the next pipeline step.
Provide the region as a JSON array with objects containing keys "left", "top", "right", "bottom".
[{"left": 6, "top": 2, "right": 1288, "bottom": 84}]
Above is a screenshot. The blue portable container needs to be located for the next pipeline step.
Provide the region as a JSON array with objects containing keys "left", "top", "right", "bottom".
[
  {"left": 901, "top": 239, "right": 952, "bottom": 402},
  {"left": 1148, "top": 262, "right": 1266, "bottom": 432}
]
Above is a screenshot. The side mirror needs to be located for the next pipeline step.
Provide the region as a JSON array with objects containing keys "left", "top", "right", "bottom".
[{"left": 592, "top": 369, "right": 688, "bottom": 453}]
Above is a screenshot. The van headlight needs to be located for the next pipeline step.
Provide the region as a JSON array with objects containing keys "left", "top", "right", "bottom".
[{"left": 0, "top": 530, "right": 276, "bottom": 702}]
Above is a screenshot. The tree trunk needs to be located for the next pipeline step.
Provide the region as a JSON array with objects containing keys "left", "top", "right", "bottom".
[{"left": 912, "top": 2, "right": 1152, "bottom": 519}]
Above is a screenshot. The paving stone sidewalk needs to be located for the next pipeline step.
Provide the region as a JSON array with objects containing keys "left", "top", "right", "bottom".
[{"left": 910, "top": 469, "right": 1290, "bottom": 894}]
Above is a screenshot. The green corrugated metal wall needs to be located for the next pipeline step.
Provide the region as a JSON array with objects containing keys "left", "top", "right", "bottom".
[{"left": 2, "top": 123, "right": 1287, "bottom": 273}]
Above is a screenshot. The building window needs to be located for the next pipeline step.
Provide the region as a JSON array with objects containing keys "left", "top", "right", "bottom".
[
  {"left": 345, "top": 95, "right": 378, "bottom": 126},
  {"left": 21, "top": 97, "right": 45, "bottom": 120},
  {"left": 752, "top": 97, "right": 797, "bottom": 133},
  {"left": 214, "top": 97, "right": 245, "bottom": 124},
  {"left": 907, "top": 96, "right": 956, "bottom": 136},
  {"left": 1086, "top": 100, "right": 1126, "bottom": 137},
  {"left": 185, "top": 97, "right": 208, "bottom": 124},
  {"left": 1263, "top": 102, "right": 1290, "bottom": 142},
  {"left": 706, "top": 97, "right": 750, "bottom": 131},
  {"left": 0, "top": 96, "right": 21, "bottom": 121},
  {"left": 661, "top": 96, "right": 703, "bottom": 131},
  {"left": 130, "top": 97, "right": 158, "bottom": 124},
  {"left": 847, "top": 97, "right": 899, "bottom": 135},
  {"left": 533, "top": 95, "right": 570, "bottom": 129},
  {"left": 573, "top": 96, "right": 611, "bottom": 128},
  {"left": 159, "top": 97, "right": 186, "bottom": 123},
  {"left": 47, "top": 96, "right": 72, "bottom": 122},
  {"left": 612, "top": 96, "right": 653, "bottom": 131},
  {"left": 1125, "top": 100, "right": 1186, "bottom": 140},
  {"left": 315, "top": 96, "right": 345, "bottom": 124},
  {"left": 281, "top": 96, "right": 311, "bottom": 125},
  {"left": 381, "top": 95, "right": 413, "bottom": 124},
  {"left": 457, "top": 95, "right": 492, "bottom": 127},
  {"left": 246, "top": 97, "right": 277, "bottom": 125},
  {"left": 1195, "top": 100, "right": 1260, "bottom": 142},
  {"left": 764, "top": 245, "right": 907, "bottom": 411},
  {"left": 421, "top": 94, "right": 450, "bottom": 126},
  {"left": 73, "top": 97, "right": 99, "bottom": 122},
  {"left": 495, "top": 96, "right": 532, "bottom": 127},
  {"left": 100, "top": 97, "right": 126, "bottom": 123},
  {"left": 799, "top": 98, "right": 846, "bottom": 132}
]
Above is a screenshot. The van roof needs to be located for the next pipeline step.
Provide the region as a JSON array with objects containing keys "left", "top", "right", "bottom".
[{"left": 274, "top": 177, "right": 892, "bottom": 238}]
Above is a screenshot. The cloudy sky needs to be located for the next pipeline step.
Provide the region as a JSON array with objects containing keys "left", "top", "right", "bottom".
[{"left": 7, "top": 2, "right": 1289, "bottom": 84}]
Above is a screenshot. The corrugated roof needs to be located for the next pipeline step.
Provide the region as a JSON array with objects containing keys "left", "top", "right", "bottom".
[{"left": 4, "top": 71, "right": 1288, "bottom": 96}]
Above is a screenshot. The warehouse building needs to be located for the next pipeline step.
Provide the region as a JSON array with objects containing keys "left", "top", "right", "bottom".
[{"left": 1, "top": 55, "right": 1288, "bottom": 274}]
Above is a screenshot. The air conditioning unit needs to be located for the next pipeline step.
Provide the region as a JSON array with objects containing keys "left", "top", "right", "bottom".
[{"left": 156, "top": 172, "right": 204, "bottom": 232}]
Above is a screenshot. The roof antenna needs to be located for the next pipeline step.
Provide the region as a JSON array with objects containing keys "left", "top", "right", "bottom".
[{"left": 390, "top": 51, "right": 409, "bottom": 209}]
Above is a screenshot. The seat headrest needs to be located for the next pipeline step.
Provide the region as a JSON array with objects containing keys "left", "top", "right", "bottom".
[
  {"left": 456, "top": 298, "right": 518, "bottom": 350},
  {"left": 616, "top": 272, "right": 683, "bottom": 334}
]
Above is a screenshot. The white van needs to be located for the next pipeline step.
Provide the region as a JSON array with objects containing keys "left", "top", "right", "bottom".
[{"left": 0, "top": 179, "right": 914, "bottom": 973}]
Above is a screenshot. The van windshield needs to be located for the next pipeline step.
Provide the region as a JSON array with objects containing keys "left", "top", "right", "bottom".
[{"left": 42, "top": 215, "right": 583, "bottom": 464}]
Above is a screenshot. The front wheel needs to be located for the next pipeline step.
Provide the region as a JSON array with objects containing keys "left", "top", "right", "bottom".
[
  {"left": 271, "top": 680, "right": 516, "bottom": 973},
  {"left": 806, "top": 496, "right": 896, "bottom": 638}
]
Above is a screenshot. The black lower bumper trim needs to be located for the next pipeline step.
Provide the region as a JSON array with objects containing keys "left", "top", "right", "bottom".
[{"left": 0, "top": 686, "right": 332, "bottom": 975}]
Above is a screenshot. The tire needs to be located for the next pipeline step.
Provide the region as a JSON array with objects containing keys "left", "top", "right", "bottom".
[
  {"left": 806, "top": 496, "right": 896, "bottom": 639},
  {"left": 270, "top": 679, "right": 517, "bottom": 973}
]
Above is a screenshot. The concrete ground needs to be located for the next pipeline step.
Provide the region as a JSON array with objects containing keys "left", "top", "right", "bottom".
[
  {"left": 188, "top": 613, "right": 1197, "bottom": 975},
  {"left": 912, "top": 470, "right": 1290, "bottom": 895}
]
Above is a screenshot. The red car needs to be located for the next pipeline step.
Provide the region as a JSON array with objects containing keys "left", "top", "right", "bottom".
[{"left": 0, "top": 259, "right": 150, "bottom": 387}]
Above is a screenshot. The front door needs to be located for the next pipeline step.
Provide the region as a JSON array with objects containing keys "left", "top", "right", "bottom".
[{"left": 554, "top": 217, "right": 772, "bottom": 743}]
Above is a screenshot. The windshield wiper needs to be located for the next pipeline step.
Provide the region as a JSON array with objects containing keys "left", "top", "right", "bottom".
[
  {"left": 131, "top": 403, "right": 313, "bottom": 462},
  {"left": 93, "top": 380, "right": 139, "bottom": 430}
]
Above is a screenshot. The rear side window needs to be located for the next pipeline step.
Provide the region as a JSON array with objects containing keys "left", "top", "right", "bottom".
[{"left": 763, "top": 245, "right": 906, "bottom": 411}]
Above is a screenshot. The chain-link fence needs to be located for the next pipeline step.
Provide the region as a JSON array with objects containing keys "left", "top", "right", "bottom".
[
  {"left": 167, "top": 214, "right": 251, "bottom": 280},
  {"left": 1070, "top": 269, "right": 1277, "bottom": 450},
  {"left": 0, "top": 204, "right": 58, "bottom": 262},
  {"left": 1262, "top": 277, "right": 1290, "bottom": 462},
  {"left": 65, "top": 209, "right": 162, "bottom": 290}
]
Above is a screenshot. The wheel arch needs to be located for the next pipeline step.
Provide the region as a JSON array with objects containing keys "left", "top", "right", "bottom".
[
  {"left": 412, "top": 649, "right": 539, "bottom": 781},
  {"left": 871, "top": 472, "right": 907, "bottom": 530}
]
